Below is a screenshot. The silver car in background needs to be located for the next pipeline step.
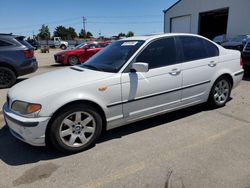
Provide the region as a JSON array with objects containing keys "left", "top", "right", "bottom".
[{"left": 3, "top": 33, "right": 244, "bottom": 153}]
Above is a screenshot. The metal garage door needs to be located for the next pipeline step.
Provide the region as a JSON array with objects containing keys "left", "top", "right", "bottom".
[{"left": 171, "top": 15, "right": 191, "bottom": 33}]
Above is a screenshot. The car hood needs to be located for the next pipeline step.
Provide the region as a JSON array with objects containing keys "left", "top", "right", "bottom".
[
  {"left": 55, "top": 49, "right": 82, "bottom": 55},
  {"left": 8, "top": 67, "right": 115, "bottom": 102}
]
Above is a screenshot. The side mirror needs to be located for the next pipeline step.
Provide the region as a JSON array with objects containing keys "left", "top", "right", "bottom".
[{"left": 131, "top": 62, "right": 149, "bottom": 73}]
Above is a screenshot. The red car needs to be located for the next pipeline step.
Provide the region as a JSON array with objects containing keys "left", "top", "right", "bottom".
[{"left": 54, "top": 42, "right": 110, "bottom": 65}]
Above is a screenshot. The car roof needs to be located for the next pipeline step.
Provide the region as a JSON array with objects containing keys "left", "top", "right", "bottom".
[
  {"left": 0, "top": 33, "right": 25, "bottom": 39},
  {"left": 120, "top": 33, "right": 207, "bottom": 41}
]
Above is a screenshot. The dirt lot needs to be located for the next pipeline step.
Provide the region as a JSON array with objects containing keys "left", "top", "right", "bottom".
[{"left": 0, "top": 50, "right": 250, "bottom": 188}]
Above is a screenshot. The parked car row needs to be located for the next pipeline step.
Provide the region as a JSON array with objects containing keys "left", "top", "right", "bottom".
[
  {"left": 27, "top": 37, "right": 69, "bottom": 50},
  {"left": 213, "top": 34, "right": 250, "bottom": 69},
  {"left": 242, "top": 40, "right": 250, "bottom": 69},
  {"left": 3, "top": 33, "right": 244, "bottom": 153}
]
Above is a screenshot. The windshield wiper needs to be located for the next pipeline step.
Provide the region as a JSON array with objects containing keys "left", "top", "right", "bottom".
[{"left": 82, "top": 64, "right": 102, "bottom": 71}]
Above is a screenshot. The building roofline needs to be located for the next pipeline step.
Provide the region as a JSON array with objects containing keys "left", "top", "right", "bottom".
[{"left": 163, "top": 0, "right": 182, "bottom": 14}]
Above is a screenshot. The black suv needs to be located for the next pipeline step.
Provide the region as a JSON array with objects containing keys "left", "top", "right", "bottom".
[
  {"left": 26, "top": 38, "right": 41, "bottom": 50},
  {"left": 242, "top": 41, "right": 250, "bottom": 72},
  {"left": 0, "top": 33, "right": 38, "bottom": 88}
]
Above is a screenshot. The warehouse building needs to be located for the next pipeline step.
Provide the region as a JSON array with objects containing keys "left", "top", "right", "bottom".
[{"left": 163, "top": 0, "right": 250, "bottom": 39}]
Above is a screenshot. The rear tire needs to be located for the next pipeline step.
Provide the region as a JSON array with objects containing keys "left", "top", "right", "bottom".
[
  {"left": 60, "top": 45, "right": 66, "bottom": 50},
  {"left": 208, "top": 76, "right": 231, "bottom": 108},
  {"left": 0, "top": 67, "right": 16, "bottom": 89},
  {"left": 49, "top": 104, "right": 103, "bottom": 153}
]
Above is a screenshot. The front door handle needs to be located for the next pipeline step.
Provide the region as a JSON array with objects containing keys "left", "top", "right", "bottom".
[
  {"left": 208, "top": 61, "right": 217, "bottom": 67},
  {"left": 169, "top": 68, "right": 181, "bottom": 75}
]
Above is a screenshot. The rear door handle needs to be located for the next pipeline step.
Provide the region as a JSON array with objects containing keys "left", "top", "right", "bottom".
[
  {"left": 169, "top": 68, "right": 181, "bottom": 75},
  {"left": 208, "top": 61, "right": 217, "bottom": 67}
]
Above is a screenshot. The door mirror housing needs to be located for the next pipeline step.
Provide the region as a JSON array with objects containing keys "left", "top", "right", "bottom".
[{"left": 131, "top": 62, "right": 149, "bottom": 73}]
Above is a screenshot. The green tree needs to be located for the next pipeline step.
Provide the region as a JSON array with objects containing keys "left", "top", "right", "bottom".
[
  {"left": 79, "top": 29, "right": 86, "bottom": 38},
  {"left": 79, "top": 30, "right": 93, "bottom": 38},
  {"left": 126, "top": 31, "right": 134, "bottom": 38},
  {"left": 118, "top": 32, "right": 126, "bottom": 38},
  {"left": 54, "top": 26, "right": 68, "bottom": 40},
  {"left": 86, "top": 31, "right": 93, "bottom": 38},
  {"left": 37, "top": 24, "right": 50, "bottom": 40},
  {"left": 67, "top": 27, "right": 78, "bottom": 39}
]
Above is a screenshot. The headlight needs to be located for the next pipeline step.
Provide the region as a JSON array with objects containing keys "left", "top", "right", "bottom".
[{"left": 11, "top": 101, "right": 42, "bottom": 117}]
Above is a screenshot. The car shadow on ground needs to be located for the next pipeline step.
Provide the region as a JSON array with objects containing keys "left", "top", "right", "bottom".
[
  {"left": 16, "top": 78, "right": 28, "bottom": 84},
  {"left": 98, "top": 104, "right": 212, "bottom": 143},
  {"left": 50, "top": 64, "right": 68, "bottom": 67},
  {"left": 0, "top": 103, "right": 215, "bottom": 166}
]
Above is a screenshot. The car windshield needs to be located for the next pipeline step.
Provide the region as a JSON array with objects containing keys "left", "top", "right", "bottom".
[
  {"left": 16, "top": 37, "right": 34, "bottom": 49},
  {"left": 80, "top": 40, "right": 145, "bottom": 73},
  {"left": 227, "top": 35, "right": 247, "bottom": 42},
  {"left": 75, "top": 43, "right": 87, "bottom": 49}
]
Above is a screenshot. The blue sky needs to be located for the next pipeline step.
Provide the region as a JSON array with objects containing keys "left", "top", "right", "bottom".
[{"left": 0, "top": 0, "right": 177, "bottom": 37}]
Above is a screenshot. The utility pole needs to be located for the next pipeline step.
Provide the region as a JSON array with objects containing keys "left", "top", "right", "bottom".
[
  {"left": 32, "top": 30, "right": 35, "bottom": 39},
  {"left": 82, "top": 16, "right": 87, "bottom": 38}
]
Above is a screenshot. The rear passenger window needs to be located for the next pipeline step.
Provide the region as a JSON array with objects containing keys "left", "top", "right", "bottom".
[
  {"left": 203, "top": 39, "right": 219, "bottom": 57},
  {"left": 179, "top": 36, "right": 218, "bottom": 62},
  {"left": 0, "top": 40, "right": 12, "bottom": 47},
  {"left": 136, "top": 37, "right": 177, "bottom": 69}
]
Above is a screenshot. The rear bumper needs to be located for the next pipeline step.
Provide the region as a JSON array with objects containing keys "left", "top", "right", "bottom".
[
  {"left": 18, "top": 58, "right": 38, "bottom": 76},
  {"left": 3, "top": 103, "right": 50, "bottom": 146},
  {"left": 233, "top": 69, "right": 244, "bottom": 89},
  {"left": 243, "top": 58, "right": 250, "bottom": 67},
  {"left": 242, "top": 52, "right": 250, "bottom": 67}
]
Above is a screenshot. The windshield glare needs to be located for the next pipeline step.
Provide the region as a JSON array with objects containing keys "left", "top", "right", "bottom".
[
  {"left": 75, "top": 43, "right": 87, "bottom": 49},
  {"left": 81, "top": 40, "right": 145, "bottom": 73},
  {"left": 227, "top": 35, "right": 247, "bottom": 42}
]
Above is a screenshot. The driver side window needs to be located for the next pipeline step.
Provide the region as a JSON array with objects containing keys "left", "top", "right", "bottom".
[{"left": 136, "top": 37, "right": 178, "bottom": 69}]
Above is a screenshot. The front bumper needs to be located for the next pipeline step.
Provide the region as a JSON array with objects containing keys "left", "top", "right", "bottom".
[
  {"left": 3, "top": 103, "right": 50, "bottom": 146},
  {"left": 54, "top": 55, "right": 67, "bottom": 64}
]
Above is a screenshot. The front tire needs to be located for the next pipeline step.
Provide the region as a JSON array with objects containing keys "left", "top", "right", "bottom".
[
  {"left": 0, "top": 67, "right": 16, "bottom": 89},
  {"left": 208, "top": 76, "right": 231, "bottom": 108},
  {"left": 49, "top": 104, "right": 103, "bottom": 153},
  {"left": 68, "top": 56, "right": 79, "bottom": 66}
]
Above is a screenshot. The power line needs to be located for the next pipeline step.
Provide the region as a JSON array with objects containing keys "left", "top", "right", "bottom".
[
  {"left": 87, "top": 21, "right": 162, "bottom": 24},
  {"left": 86, "top": 15, "right": 162, "bottom": 18},
  {"left": 0, "top": 17, "right": 81, "bottom": 30},
  {"left": 0, "top": 14, "right": 162, "bottom": 30}
]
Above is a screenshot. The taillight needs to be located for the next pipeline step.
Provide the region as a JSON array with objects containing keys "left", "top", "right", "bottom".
[
  {"left": 240, "top": 56, "right": 244, "bottom": 67},
  {"left": 23, "top": 49, "right": 34, "bottom": 58}
]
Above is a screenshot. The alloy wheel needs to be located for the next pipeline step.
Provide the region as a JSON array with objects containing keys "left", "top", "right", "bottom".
[
  {"left": 69, "top": 56, "right": 79, "bottom": 65},
  {"left": 59, "top": 111, "right": 96, "bottom": 147},
  {"left": 213, "top": 80, "right": 230, "bottom": 105}
]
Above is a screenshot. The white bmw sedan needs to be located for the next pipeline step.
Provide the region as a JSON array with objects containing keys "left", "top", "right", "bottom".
[{"left": 3, "top": 34, "right": 244, "bottom": 153}]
